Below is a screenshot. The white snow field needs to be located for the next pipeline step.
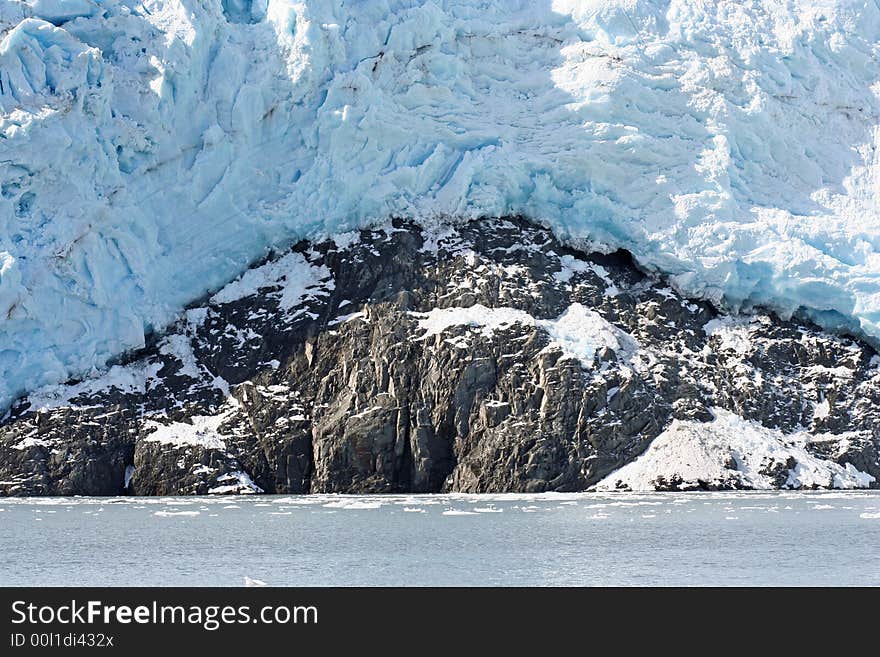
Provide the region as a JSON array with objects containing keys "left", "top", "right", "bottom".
[
  {"left": 1, "top": 0, "right": 879, "bottom": 409},
  {"left": 595, "top": 408, "right": 876, "bottom": 491}
]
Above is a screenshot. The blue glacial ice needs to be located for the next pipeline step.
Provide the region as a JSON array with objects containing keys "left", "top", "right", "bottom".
[{"left": 1, "top": 0, "right": 879, "bottom": 409}]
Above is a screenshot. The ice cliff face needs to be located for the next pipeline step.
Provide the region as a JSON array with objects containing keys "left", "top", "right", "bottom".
[{"left": 1, "top": 0, "right": 879, "bottom": 409}]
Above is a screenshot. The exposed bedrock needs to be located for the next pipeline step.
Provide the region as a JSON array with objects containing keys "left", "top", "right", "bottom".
[{"left": 1, "top": 218, "right": 879, "bottom": 495}]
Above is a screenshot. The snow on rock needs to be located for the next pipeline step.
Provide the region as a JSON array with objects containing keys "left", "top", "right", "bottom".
[
  {"left": 412, "top": 302, "right": 637, "bottom": 366},
  {"left": 23, "top": 361, "right": 164, "bottom": 413},
  {"left": 413, "top": 305, "right": 536, "bottom": 339},
  {"left": 143, "top": 411, "right": 231, "bottom": 450},
  {"left": 158, "top": 334, "right": 203, "bottom": 381},
  {"left": 12, "top": 435, "right": 53, "bottom": 451},
  {"left": 210, "top": 251, "right": 332, "bottom": 312},
  {"left": 554, "top": 256, "right": 620, "bottom": 296},
  {"left": 2, "top": 0, "right": 880, "bottom": 408},
  {"left": 553, "top": 255, "right": 591, "bottom": 285},
  {"left": 595, "top": 408, "right": 876, "bottom": 491},
  {"left": 541, "top": 302, "right": 638, "bottom": 365},
  {"left": 702, "top": 316, "right": 768, "bottom": 355},
  {"left": 12, "top": 233, "right": 333, "bottom": 414}
]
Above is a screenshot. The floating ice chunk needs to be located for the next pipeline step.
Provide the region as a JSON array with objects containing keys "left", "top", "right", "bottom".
[{"left": 322, "top": 499, "right": 383, "bottom": 510}]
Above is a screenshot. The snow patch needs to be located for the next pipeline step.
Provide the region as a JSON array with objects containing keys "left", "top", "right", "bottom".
[
  {"left": 24, "top": 361, "right": 163, "bottom": 412},
  {"left": 211, "top": 252, "right": 332, "bottom": 312},
  {"left": 703, "top": 316, "right": 763, "bottom": 354},
  {"left": 412, "top": 303, "right": 637, "bottom": 366},
  {"left": 596, "top": 408, "right": 875, "bottom": 491},
  {"left": 541, "top": 303, "right": 638, "bottom": 366},
  {"left": 813, "top": 398, "right": 831, "bottom": 420},
  {"left": 143, "top": 412, "right": 231, "bottom": 450},
  {"left": 12, "top": 435, "right": 53, "bottom": 451},
  {"left": 158, "top": 334, "right": 203, "bottom": 381},
  {"left": 555, "top": 256, "right": 619, "bottom": 295},
  {"left": 554, "top": 255, "right": 590, "bottom": 284}
]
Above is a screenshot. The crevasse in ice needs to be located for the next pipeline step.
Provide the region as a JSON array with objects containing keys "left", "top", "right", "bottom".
[{"left": 1, "top": 0, "right": 879, "bottom": 409}]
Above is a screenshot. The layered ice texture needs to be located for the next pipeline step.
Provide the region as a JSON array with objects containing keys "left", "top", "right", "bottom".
[{"left": 1, "top": 0, "right": 880, "bottom": 409}]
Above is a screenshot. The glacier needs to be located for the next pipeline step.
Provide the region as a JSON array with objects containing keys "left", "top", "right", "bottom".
[{"left": 0, "top": 0, "right": 879, "bottom": 410}]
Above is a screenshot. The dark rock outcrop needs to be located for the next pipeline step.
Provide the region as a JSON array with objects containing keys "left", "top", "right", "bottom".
[{"left": 1, "top": 218, "right": 878, "bottom": 495}]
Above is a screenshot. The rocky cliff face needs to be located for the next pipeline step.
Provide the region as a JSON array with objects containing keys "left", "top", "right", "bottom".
[{"left": 1, "top": 218, "right": 879, "bottom": 495}]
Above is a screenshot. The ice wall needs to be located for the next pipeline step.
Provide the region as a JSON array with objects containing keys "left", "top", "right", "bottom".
[{"left": 1, "top": 0, "right": 879, "bottom": 409}]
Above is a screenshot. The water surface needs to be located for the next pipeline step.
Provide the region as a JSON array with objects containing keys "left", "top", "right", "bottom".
[{"left": 2, "top": 492, "right": 879, "bottom": 586}]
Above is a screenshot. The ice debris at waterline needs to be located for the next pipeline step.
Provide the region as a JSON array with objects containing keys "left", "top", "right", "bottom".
[{"left": 1, "top": 0, "right": 880, "bottom": 409}]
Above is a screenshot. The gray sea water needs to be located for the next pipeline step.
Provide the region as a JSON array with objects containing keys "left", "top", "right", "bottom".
[{"left": 2, "top": 492, "right": 880, "bottom": 586}]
